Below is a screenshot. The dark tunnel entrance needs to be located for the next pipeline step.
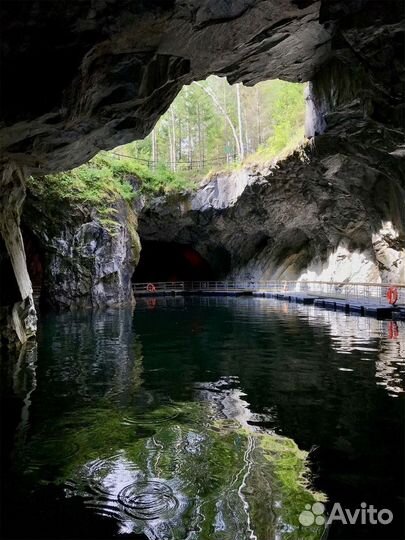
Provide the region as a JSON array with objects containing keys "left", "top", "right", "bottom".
[
  {"left": 0, "top": 237, "right": 20, "bottom": 308},
  {"left": 133, "top": 242, "right": 215, "bottom": 283},
  {"left": 22, "top": 227, "right": 45, "bottom": 308},
  {"left": 0, "top": 228, "right": 45, "bottom": 313}
]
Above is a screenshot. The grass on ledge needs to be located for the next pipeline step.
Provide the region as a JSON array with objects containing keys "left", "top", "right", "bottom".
[
  {"left": 28, "top": 151, "right": 197, "bottom": 213},
  {"left": 28, "top": 154, "right": 134, "bottom": 207}
]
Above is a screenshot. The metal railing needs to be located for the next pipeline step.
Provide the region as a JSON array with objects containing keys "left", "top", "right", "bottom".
[
  {"left": 134, "top": 281, "right": 186, "bottom": 292},
  {"left": 133, "top": 280, "right": 405, "bottom": 305},
  {"left": 110, "top": 151, "right": 240, "bottom": 172}
]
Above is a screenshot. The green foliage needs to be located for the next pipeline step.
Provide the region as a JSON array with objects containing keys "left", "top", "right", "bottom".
[
  {"left": 126, "top": 162, "right": 197, "bottom": 195},
  {"left": 123, "top": 76, "right": 306, "bottom": 174},
  {"left": 249, "top": 81, "right": 306, "bottom": 162},
  {"left": 28, "top": 79, "right": 305, "bottom": 208},
  {"left": 28, "top": 154, "right": 136, "bottom": 208},
  {"left": 19, "top": 399, "right": 326, "bottom": 539},
  {"left": 28, "top": 152, "right": 197, "bottom": 214},
  {"left": 27, "top": 79, "right": 305, "bottom": 215}
]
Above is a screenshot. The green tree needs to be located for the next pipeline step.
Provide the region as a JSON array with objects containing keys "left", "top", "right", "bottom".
[{"left": 118, "top": 77, "right": 306, "bottom": 173}]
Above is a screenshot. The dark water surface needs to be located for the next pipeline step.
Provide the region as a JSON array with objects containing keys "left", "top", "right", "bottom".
[{"left": 1, "top": 297, "right": 404, "bottom": 540}]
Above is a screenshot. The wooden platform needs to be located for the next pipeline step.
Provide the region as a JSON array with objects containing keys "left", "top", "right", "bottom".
[
  {"left": 252, "top": 291, "right": 404, "bottom": 320},
  {"left": 134, "top": 285, "right": 405, "bottom": 320}
]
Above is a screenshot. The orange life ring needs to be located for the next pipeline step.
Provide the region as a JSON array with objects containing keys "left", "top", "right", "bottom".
[
  {"left": 146, "top": 283, "right": 156, "bottom": 293},
  {"left": 386, "top": 286, "right": 398, "bottom": 305}
]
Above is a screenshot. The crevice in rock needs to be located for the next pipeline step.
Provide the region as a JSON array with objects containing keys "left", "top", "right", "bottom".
[{"left": 21, "top": 227, "right": 45, "bottom": 311}]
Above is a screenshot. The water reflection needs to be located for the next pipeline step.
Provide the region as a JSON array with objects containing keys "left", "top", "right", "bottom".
[
  {"left": 1, "top": 299, "right": 404, "bottom": 540},
  {"left": 301, "top": 304, "right": 404, "bottom": 397},
  {"left": 12, "top": 341, "right": 38, "bottom": 449},
  {"left": 19, "top": 376, "right": 324, "bottom": 539}
]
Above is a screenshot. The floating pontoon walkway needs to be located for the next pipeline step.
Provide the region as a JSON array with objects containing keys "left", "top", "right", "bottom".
[{"left": 133, "top": 281, "right": 405, "bottom": 320}]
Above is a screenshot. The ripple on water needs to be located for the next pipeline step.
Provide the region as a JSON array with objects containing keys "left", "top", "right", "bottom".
[
  {"left": 118, "top": 480, "right": 179, "bottom": 520},
  {"left": 84, "top": 456, "right": 123, "bottom": 497},
  {"left": 121, "top": 405, "right": 182, "bottom": 426},
  {"left": 68, "top": 457, "right": 181, "bottom": 525}
]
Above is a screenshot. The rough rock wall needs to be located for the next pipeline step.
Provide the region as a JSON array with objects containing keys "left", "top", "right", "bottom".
[
  {"left": 0, "top": 0, "right": 333, "bottom": 174},
  {"left": 0, "top": 166, "right": 37, "bottom": 343},
  {"left": 23, "top": 197, "right": 141, "bottom": 310},
  {"left": 0, "top": 0, "right": 332, "bottom": 340},
  {"left": 138, "top": 138, "right": 405, "bottom": 284},
  {"left": 1, "top": 1, "right": 403, "bottom": 175},
  {"left": 137, "top": 5, "right": 405, "bottom": 285},
  {"left": 0, "top": 0, "right": 403, "bottom": 339}
]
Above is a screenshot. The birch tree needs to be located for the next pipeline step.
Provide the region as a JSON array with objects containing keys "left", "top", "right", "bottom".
[
  {"left": 236, "top": 83, "right": 245, "bottom": 160},
  {"left": 194, "top": 81, "right": 242, "bottom": 160}
]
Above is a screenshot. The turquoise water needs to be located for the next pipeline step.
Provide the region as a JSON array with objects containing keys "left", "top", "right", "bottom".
[{"left": 1, "top": 297, "right": 404, "bottom": 539}]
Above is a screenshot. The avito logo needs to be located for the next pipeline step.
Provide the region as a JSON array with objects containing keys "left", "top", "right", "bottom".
[{"left": 299, "top": 502, "right": 393, "bottom": 527}]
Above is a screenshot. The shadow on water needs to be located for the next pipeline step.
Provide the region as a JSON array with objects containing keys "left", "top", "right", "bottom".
[{"left": 0, "top": 298, "right": 404, "bottom": 539}]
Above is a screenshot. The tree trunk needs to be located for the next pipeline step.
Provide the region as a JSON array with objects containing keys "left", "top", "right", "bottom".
[
  {"left": 151, "top": 127, "right": 157, "bottom": 170},
  {"left": 188, "top": 113, "right": 192, "bottom": 169},
  {"left": 197, "top": 102, "right": 203, "bottom": 166},
  {"left": 170, "top": 108, "right": 177, "bottom": 171},
  {"left": 178, "top": 117, "right": 182, "bottom": 162},
  {"left": 256, "top": 86, "right": 262, "bottom": 148},
  {"left": 236, "top": 83, "right": 245, "bottom": 160},
  {"left": 195, "top": 81, "right": 242, "bottom": 160}
]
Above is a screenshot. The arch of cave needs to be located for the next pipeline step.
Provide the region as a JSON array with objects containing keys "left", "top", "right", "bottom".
[{"left": 134, "top": 242, "right": 214, "bottom": 283}]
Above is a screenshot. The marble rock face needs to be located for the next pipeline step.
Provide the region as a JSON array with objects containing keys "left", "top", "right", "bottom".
[
  {"left": 138, "top": 77, "right": 405, "bottom": 284},
  {"left": 0, "top": 1, "right": 402, "bottom": 175},
  {"left": 0, "top": 0, "right": 404, "bottom": 328},
  {"left": 23, "top": 197, "right": 141, "bottom": 310}
]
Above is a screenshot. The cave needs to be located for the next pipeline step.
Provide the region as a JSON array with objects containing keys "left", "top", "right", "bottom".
[
  {"left": 1, "top": 0, "right": 404, "bottom": 341},
  {"left": 133, "top": 241, "right": 215, "bottom": 282},
  {"left": 0, "top": 238, "right": 20, "bottom": 309},
  {"left": 0, "top": 3, "right": 404, "bottom": 540},
  {"left": 21, "top": 227, "right": 45, "bottom": 309}
]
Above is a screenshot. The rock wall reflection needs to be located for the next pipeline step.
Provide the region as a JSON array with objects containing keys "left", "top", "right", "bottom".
[{"left": 2, "top": 299, "right": 404, "bottom": 540}]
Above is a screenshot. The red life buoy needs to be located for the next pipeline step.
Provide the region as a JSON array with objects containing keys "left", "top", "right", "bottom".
[
  {"left": 388, "top": 321, "right": 399, "bottom": 340},
  {"left": 146, "top": 283, "right": 156, "bottom": 293},
  {"left": 386, "top": 287, "right": 398, "bottom": 305}
]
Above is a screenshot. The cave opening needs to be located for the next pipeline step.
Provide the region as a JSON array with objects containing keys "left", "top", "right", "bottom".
[
  {"left": 21, "top": 227, "right": 45, "bottom": 308},
  {"left": 0, "top": 237, "right": 20, "bottom": 309},
  {"left": 133, "top": 241, "right": 215, "bottom": 283}
]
